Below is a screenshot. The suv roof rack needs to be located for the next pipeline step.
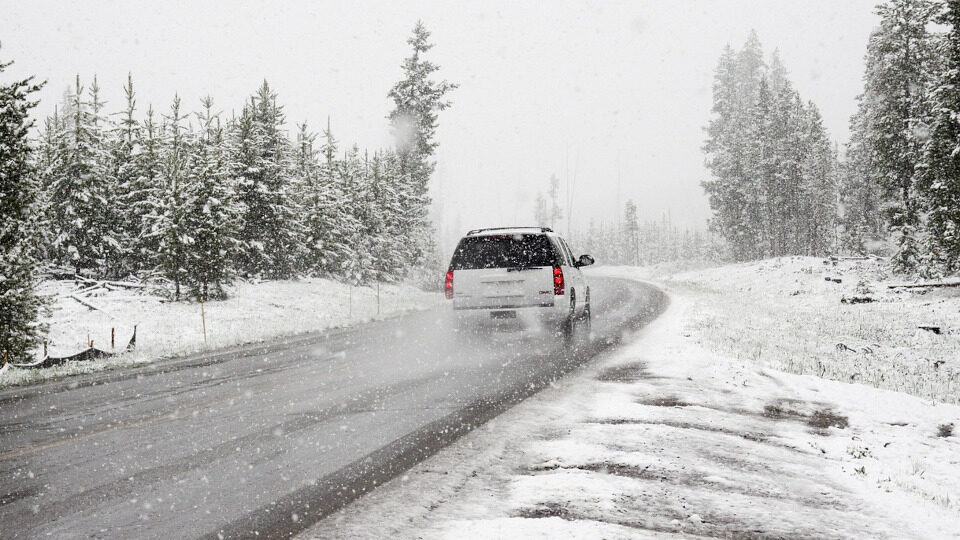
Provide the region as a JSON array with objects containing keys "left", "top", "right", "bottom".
[{"left": 466, "top": 226, "right": 553, "bottom": 236}]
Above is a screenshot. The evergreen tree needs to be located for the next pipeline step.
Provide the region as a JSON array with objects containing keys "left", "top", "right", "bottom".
[
  {"left": 703, "top": 34, "right": 838, "bottom": 260},
  {"left": 801, "top": 104, "right": 839, "bottom": 255},
  {"left": 840, "top": 109, "right": 887, "bottom": 252},
  {"left": 149, "top": 95, "right": 190, "bottom": 299},
  {"left": 46, "top": 76, "right": 112, "bottom": 275},
  {"left": 917, "top": 0, "right": 960, "bottom": 273},
  {"left": 367, "top": 150, "right": 407, "bottom": 281},
  {"left": 702, "top": 40, "right": 764, "bottom": 260},
  {"left": 111, "top": 74, "right": 149, "bottom": 275},
  {"left": 336, "top": 146, "right": 375, "bottom": 284},
  {"left": 302, "top": 121, "right": 360, "bottom": 278},
  {"left": 387, "top": 21, "right": 457, "bottom": 268},
  {"left": 293, "top": 121, "right": 320, "bottom": 270},
  {"left": 181, "top": 97, "right": 242, "bottom": 299},
  {"left": 744, "top": 75, "right": 775, "bottom": 258},
  {"left": 293, "top": 122, "right": 317, "bottom": 205},
  {"left": 0, "top": 52, "right": 46, "bottom": 360},
  {"left": 534, "top": 194, "right": 549, "bottom": 227},
  {"left": 531, "top": 175, "right": 564, "bottom": 230},
  {"left": 853, "top": 0, "right": 939, "bottom": 270},
  {"left": 571, "top": 214, "right": 721, "bottom": 267},
  {"left": 621, "top": 201, "right": 640, "bottom": 265},
  {"left": 132, "top": 105, "right": 164, "bottom": 272},
  {"left": 23, "top": 35, "right": 463, "bottom": 296},
  {"left": 548, "top": 174, "right": 563, "bottom": 229},
  {"left": 35, "top": 106, "right": 64, "bottom": 264},
  {"left": 233, "top": 81, "right": 302, "bottom": 279},
  {"left": 770, "top": 53, "right": 805, "bottom": 254},
  {"left": 88, "top": 75, "right": 124, "bottom": 277}
]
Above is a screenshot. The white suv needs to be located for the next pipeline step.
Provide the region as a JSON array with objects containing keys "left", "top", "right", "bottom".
[{"left": 444, "top": 227, "right": 594, "bottom": 337}]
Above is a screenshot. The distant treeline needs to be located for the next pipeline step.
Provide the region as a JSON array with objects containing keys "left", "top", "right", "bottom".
[
  {"left": 529, "top": 180, "right": 725, "bottom": 267},
  {"left": 570, "top": 202, "right": 726, "bottom": 267}
]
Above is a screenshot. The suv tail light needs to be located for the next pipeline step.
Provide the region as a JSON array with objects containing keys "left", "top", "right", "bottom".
[
  {"left": 553, "top": 266, "right": 565, "bottom": 295},
  {"left": 444, "top": 270, "right": 454, "bottom": 299}
]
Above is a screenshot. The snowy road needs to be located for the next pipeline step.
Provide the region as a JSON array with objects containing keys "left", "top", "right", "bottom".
[{"left": 0, "top": 277, "right": 666, "bottom": 539}]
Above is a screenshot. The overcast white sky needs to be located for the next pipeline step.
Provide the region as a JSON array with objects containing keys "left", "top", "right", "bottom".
[{"left": 2, "top": 0, "right": 879, "bottom": 248}]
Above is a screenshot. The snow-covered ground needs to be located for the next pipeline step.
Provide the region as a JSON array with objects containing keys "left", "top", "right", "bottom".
[
  {"left": 303, "top": 262, "right": 960, "bottom": 539},
  {"left": 0, "top": 278, "right": 439, "bottom": 387},
  {"left": 646, "top": 257, "right": 960, "bottom": 405}
]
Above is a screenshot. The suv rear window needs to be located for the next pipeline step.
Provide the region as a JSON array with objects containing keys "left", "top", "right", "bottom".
[{"left": 449, "top": 234, "right": 560, "bottom": 270}]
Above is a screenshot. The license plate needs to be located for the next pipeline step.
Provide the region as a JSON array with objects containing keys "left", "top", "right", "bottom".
[{"left": 490, "top": 311, "right": 517, "bottom": 319}]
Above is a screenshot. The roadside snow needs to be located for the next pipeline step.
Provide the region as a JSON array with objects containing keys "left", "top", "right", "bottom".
[
  {"left": 0, "top": 279, "right": 438, "bottom": 388},
  {"left": 302, "top": 271, "right": 960, "bottom": 539},
  {"left": 611, "top": 257, "right": 960, "bottom": 405}
]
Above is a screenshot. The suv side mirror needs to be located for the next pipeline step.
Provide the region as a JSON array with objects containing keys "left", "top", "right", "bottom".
[{"left": 575, "top": 254, "right": 595, "bottom": 268}]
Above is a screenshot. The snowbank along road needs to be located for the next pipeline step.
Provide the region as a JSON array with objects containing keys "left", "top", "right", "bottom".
[{"left": 0, "top": 276, "right": 666, "bottom": 539}]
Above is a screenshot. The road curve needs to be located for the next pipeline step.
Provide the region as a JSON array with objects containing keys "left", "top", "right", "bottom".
[{"left": 0, "top": 277, "right": 666, "bottom": 539}]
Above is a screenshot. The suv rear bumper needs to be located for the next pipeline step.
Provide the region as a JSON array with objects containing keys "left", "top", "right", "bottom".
[
  {"left": 451, "top": 299, "right": 570, "bottom": 328},
  {"left": 452, "top": 301, "right": 555, "bottom": 310}
]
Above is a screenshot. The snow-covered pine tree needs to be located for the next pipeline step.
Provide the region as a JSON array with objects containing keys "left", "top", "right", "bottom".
[
  {"left": 368, "top": 150, "right": 407, "bottom": 281},
  {"left": 111, "top": 74, "right": 149, "bottom": 275},
  {"left": 767, "top": 55, "right": 809, "bottom": 256},
  {"left": 337, "top": 146, "right": 375, "bottom": 285},
  {"left": 46, "top": 75, "right": 113, "bottom": 276},
  {"left": 0, "top": 52, "right": 47, "bottom": 360},
  {"left": 357, "top": 150, "right": 386, "bottom": 283},
  {"left": 533, "top": 194, "right": 549, "bottom": 227},
  {"left": 743, "top": 75, "right": 774, "bottom": 258},
  {"left": 548, "top": 175, "right": 563, "bottom": 230},
  {"left": 233, "top": 81, "right": 302, "bottom": 279},
  {"left": 321, "top": 117, "right": 338, "bottom": 167},
  {"left": 181, "top": 97, "right": 242, "bottom": 299},
  {"left": 301, "top": 121, "right": 359, "bottom": 278},
  {"left": 87, "top": 76, "right": 124, "bottom": 277},
  {"left": 35, "top": 106, "right": 64, "bottom": 265},
  {"left": 853, "top": 0, "right": 939, "bottom": 270},
  {"left": 621, "top": 201, "right": 641, "bottom": 266},
  {"left": 800, "top": 103, "right": 839, "bottom": 256},
  {"left": 704, "top": 33, "right": 839, "bottom": 261},
  {"left": 293, "top": 121, "right": 320, "bottom": 272},
  {"left": 839, "top": 108, "right": 886, "bottom": 253},
  {"left": 293, "top": 122, "right": 317, "bottom": 210},
  {"left": 916, "top": 0, "right": 960, "bottom": 274},
  {"left": 387, "top": 21, "right": 457, "bottom": 270},
  {"left": 702, "top": 37, "right": 766, "bottom": 261},
  {"left": 765, "top": 71, "right": 792, "bottom": 256},
  {"left": 149, "top": 95, "right": 190, "bottom": 299},
  {"left": 131, "top": 105, "right": 163, "bottom": 273}
]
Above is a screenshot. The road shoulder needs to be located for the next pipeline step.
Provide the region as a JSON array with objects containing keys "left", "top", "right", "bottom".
[
  {"left": 1, "top": 279, "right": 437, "bottom": 389},
  {"left": 301, "top": 285, "right": 960, "bottom": 539}
]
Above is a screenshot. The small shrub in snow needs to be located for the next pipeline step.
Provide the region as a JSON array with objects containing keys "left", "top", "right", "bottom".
[{"left": 847, "top": 445, "right": 871, "bottom": 459}]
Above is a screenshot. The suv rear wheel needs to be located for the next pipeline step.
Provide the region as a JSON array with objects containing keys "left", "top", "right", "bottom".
[
  {"left": 559, "top": 291, "right": 576, "bottom": 341},
  {"left": 581, "top": 291, "right": 592, "bottom": 336},
  {"left": 562, "top": 291, "right": 592, "bottom": 350}
]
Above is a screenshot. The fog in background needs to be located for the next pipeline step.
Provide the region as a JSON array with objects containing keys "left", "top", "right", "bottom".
[{"left": 2, "top": 0, "right": 878, "bottom": 250}]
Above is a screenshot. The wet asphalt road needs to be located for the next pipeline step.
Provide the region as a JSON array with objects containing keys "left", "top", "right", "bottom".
[{"left": 0, "top": 277, "right": 666, "bottom": 539}]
